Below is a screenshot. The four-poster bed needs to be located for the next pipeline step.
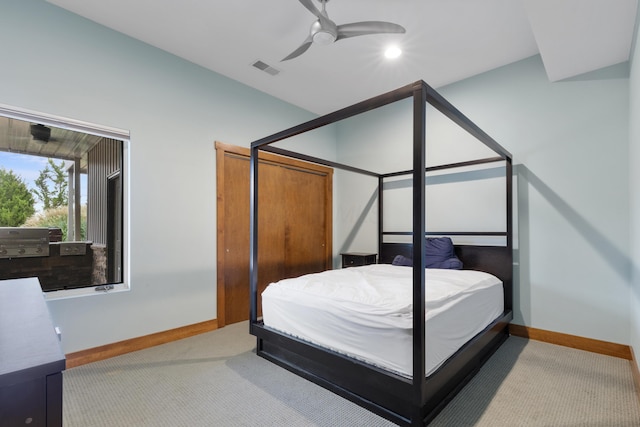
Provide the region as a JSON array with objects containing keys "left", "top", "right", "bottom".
[{"left": 249, "top": 80, "right": 512, "bottom": 426}]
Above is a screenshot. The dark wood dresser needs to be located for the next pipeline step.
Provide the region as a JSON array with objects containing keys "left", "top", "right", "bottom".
[{"left": 0, "top": 278, "right": 65, "bottom": 427}]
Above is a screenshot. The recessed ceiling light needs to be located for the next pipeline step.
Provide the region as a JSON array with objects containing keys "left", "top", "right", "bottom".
[{"left": 384, "top": 46, "right": 402, "bottom": 59}]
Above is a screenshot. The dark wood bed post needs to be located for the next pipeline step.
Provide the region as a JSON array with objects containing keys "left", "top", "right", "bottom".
[
  {"left": 411, "top": 82, "right": 427, "bottom": 425},
  {"left": 378, "top": 175, "right": 384, "bottom": 264},
  {"left": 249, "top": 146, "right": 259, "bottom": 326},
  {"left": 506, "top": 157, "right": 513, "bottom": 311}
]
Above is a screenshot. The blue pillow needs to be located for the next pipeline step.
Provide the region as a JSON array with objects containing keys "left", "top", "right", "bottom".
[
  {"left": 429, "top": 256, "right": 463, "bottom": 269},
  {"left": 425, "top": 237, "right": 462, "bottom": 269},
  {"left": 392, "top": 254, "right": 413, "bottom": 266},
  {"left": 391, "top": 237, "right": 463, "bottom": 269}
]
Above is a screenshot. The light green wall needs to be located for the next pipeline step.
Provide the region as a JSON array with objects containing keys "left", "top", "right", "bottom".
[
  {"left": 439, "top": 56, "right": 630, "bottom": 344},
  {"left": 0, "top": 0, "right": 335, "bottom": 353}
]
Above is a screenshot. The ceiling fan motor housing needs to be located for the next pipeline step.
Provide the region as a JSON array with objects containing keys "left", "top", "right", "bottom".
[{"left": 311, "top": 20, "right": 337, "bottom": 45}]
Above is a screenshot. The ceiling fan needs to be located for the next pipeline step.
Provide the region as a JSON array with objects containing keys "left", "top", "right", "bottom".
[{"left": 282, "top": 0, "right": 406, "bottom": 61}]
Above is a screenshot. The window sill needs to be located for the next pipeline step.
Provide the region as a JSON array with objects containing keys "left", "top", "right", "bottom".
[{"left": 43, "top": 282, "right": 130, "bottom": 301}]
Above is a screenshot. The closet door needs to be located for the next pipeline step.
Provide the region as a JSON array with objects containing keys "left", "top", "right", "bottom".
[
  {"left": 280, "top": 164, "right": 329, "bottom": 278},
  {"left": 216, "top": 142, "right": 333, "bottom": 326}
]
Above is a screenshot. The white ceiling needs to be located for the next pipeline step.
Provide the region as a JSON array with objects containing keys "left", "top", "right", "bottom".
[{"left": 46, "top": 0, "right": 637, "bottom": 115}]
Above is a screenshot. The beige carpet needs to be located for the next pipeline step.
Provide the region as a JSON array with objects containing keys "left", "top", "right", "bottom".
[{"left": 63, "top": 321, "right": 640, "bottom": 426}]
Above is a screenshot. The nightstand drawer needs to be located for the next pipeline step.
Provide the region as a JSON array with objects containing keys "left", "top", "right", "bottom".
[{"left": 341, "top": 252, "right": 377, "bottom": 268}]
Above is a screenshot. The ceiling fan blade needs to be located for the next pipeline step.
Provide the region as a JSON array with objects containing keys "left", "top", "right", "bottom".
[
  {"left": 298, "top": 0, "right": 333, "bottom": 27},
  {"left": 298, "top": 0, "right": 323, "bottom": 18},
  {"left": 281, "top": 36, "right": 314, "bottom": 61},
  {"left": 336, "top": 21, "right": 406, "bottom": 40}
]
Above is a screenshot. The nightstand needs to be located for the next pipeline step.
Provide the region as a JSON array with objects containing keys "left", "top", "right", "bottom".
[{"left": 341, "top": 252, "right": 377, "bottom": 268}]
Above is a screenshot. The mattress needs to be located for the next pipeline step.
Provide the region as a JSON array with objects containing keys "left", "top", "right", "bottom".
[{"left": 261, "top": 264, "right": 504, "bottom": 377}]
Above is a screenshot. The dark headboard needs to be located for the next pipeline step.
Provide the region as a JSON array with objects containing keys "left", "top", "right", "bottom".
[{"left": 380, "top": 242, "right": 512, "bottom": 310}]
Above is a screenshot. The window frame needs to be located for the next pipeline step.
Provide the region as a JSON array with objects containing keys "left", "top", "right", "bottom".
[{"left": 0, "top": 103, "right": 130, "bottom": 300}]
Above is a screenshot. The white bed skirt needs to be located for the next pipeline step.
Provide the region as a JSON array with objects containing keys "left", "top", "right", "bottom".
[{"left": 261, "top": 264, "right": 504, "bottom": 377}]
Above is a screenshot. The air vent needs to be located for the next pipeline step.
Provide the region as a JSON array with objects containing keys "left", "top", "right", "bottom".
[{"left": 252, "top": 60, "right": 280, "bottom": 76}]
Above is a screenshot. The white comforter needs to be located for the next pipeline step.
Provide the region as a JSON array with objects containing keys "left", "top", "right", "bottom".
[{"left": 262, "top": 264, "right": 503, "bottom": 377}]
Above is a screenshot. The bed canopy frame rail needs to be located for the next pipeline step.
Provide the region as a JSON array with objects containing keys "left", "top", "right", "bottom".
[
  {"left": 378, "top": 154, "right": 511, "bottom": 253},
  {"left": 249, "top": 80, "right": 513, "bottom": 426}
]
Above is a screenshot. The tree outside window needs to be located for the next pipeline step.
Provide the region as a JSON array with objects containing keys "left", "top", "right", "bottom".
[
  {"left": 32, "top": 158, "right": 68, "bottom": 210},
  {"left": 0, "top": 167, "right": 35, "bottom": 226}
]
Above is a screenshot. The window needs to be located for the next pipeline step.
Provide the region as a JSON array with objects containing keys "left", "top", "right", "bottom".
[{"left": 0, "top": 105, "right": 128, "bottom": 294}]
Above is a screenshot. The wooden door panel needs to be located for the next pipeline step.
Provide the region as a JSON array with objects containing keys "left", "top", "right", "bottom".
[
  {"left": 256, "top": 162, "right": 285, "bottom": 296},
  {"left": 216, "top": 142, "right": 332, "bottom": 326},
  {"left": 283, "top": 167, "right": 329, "bottom": 279},
  {"left": 223, "top": 156, "right": 285, "bottom": 324},
  {"left": 223, "top": 154, "right": 250, "bottom": 324}
]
